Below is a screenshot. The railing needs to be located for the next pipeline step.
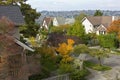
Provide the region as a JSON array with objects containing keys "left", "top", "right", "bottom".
[{"left": 42, "top": 73, "right": 70, "bottom": 80}]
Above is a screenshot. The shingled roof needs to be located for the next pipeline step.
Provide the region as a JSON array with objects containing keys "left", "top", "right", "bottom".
[
  {"left": 0, "top": 5, "right": 25, "bottom": 25},
  {"left": 86, "top": 16, "right": 112, "bottom": 28}
]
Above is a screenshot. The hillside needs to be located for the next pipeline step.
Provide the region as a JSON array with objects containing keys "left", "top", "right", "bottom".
[{"left": 36, "top": 10, "right": 120, "bottom": 24}]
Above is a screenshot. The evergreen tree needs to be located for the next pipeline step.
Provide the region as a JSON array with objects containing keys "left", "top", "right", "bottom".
[{"left": 94, "top": 10, "right": 103, "bottom": 16}]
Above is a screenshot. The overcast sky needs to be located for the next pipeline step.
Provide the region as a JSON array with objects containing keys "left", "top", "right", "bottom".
[{"left": 26, "top": 0, "right": 120, "bottom": 11}]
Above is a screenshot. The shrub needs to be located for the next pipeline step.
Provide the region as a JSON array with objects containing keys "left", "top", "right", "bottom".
[
  {"left": 98, "top": 34, "right": 118, "bottom": 48},
  {"left": 70, "top": 69, "right": 89, "bottom": 80},
  {"left": 58, "top": 63, "right": 74, "bottom": 74},
  {"left": 73, "top": 44, "right": 89, "bottom": 54}
]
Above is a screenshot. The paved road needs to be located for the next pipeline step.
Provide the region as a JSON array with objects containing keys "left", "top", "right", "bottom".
[{"left": 86, "top": 54, "right": 120, "bottom": 80}]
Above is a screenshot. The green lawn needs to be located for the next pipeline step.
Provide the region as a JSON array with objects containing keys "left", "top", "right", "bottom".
[{"left": 84, "top": 61, "right": 112, "bottom": 71}]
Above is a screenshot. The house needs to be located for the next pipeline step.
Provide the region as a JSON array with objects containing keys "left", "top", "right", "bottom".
[
  {"left": 82, "top": 16, "right": 120, "bottom": 35},
  {"left": 40, "top": 17, "right": 75, "bottom": 30},
  {"left": 0, "top": 5, "right": 25, "bottom": 39},
  {"left": 0, "top": 5, "right": 34, "bottom": 80},
  {"left": 40, "top": 17, "right": 53, "bottom": 30}
]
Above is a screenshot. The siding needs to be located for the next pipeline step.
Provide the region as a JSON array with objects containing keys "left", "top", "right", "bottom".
[{"left": 82, "top": 18, "right": 94, "bottom": 34}]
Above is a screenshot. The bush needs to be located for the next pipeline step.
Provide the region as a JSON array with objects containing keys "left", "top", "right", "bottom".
[
  {"left": 98, "top": 34, "right": 118, "bottom": 48},
  {"left": 58, "top": 63, "right": 74, "bottom": 74},
  {"left": 70, "top": 69, "right": 89, "bottom": 80},
  {"left": 73, "top": 44, "right": 89, "bottom": 54}
]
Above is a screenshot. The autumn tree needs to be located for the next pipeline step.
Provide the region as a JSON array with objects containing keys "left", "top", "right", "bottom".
[
  {"left": 34, "top": 46, "right": 57, "bottom": 78},
  {"left": 107, "top": 20, "right": 120, "bottom": 48},
  {"left": 107, "top": 20, "right": 120, "bottom": 39},
  {"left": 0, "top": 17, "right": 20, "bottom": 55},
  {"left": 56, "top": 39, "right": 75, "bottom": 63},
  {"left": 94, "top": 10, "right": 103, "bottom": 16}
]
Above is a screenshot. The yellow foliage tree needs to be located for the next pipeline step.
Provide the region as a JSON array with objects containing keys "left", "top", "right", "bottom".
[
  {"left": 56, "top": 39, "right": 75, "bottom": 63},
  {"left": 28, "top": 37, "right": 38, "bottom": 47}
]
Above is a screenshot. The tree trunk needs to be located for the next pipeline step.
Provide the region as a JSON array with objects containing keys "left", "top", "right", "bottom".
[{"left": 98, "top": 57, "right": 102, "bottom": 66}]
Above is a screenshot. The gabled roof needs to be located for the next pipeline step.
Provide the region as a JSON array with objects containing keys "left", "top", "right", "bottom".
[
  {"left": 43, "top": 17, "right": 53, "bottom": 26},
  {"left": 86, "top": 16, "right": 112, "bottom": 28},
  {"left": 55, "top": 17, "right": 65, "bottom": 25},
  {"left": 0, "top": 5, "right": 25, "bottom": 25},
  {"left": 96, "top": 24, "right": 107, "bottom": 31}
]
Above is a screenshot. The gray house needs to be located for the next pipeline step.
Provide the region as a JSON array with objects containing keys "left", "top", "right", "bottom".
[{"left": 0, "top": 5, "right": 34, "bottom": 80}]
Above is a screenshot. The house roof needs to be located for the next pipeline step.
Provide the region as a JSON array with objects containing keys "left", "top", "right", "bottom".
[
  {"left": 56, "top": 17, "right": 65, "bottom": 25},
  {"left": 14, "top": 39, "right": 34, "bottom": 52},
  {"left": 44, "top": 17, "right": 53, "bottom": 26},
  {"left": 0, "top": 5, "right": 25, "bottom": 25},
  {"left": 86, "top": 16, "right": 112, "bottom": 28},
  {"left": 96, "top": 24, "right": 107, "bottom": 31}
]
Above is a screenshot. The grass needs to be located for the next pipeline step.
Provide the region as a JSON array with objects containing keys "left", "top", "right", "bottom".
[
  {"left": 111, "top": 49, "right": 120, "bottom": 55},
  {"left": 84, "top": 61, "right": 112, "bottom": 71}
]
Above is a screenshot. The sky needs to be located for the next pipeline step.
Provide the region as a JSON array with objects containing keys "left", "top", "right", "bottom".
[{"left": 26, "top": 0, "right": 120, "bottom": 11}]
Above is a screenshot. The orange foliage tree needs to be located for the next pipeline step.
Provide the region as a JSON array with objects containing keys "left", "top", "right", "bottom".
[
  {"left": 56, "top": 39, "right": 75, "bottom": 63},
  {"left": 107, "top": 20, "right": 120, "bottom": 39}
]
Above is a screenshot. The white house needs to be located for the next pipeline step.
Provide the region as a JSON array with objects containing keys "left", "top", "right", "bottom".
[
  {"left": 82, "top": 16, "right": 120, "bottom": 35},
  {"left": 40, "top": 17, "right": 53, "bottom": 30}
]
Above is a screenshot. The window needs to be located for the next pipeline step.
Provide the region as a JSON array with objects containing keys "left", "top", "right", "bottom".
[{"left": 99, "top": 31, "right": 106, "bottom": 35}]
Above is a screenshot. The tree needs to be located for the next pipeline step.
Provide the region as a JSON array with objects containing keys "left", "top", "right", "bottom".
[
  {"left": 50, "top": 24, "right": 70, "bottom": 33},
  {"left": 0, "top": 17, "right": 19, "bottom": 55},
  {"left": 19, "top": 2, "right": 41, "bottom": 37},
  {"left": 0, "top": 0, "right": 26, "bottom": 5},
  {"left": 98, "top": 34, "right": 118, "bottom": 48},
  {"left": 94, "top": 10, "right": 103, "bottom": 16},
  {"left": 74, "top": 44, "right": 89, "bottom": 54},
  {"left": 0, "top": 0, "right": 41, "bottom": 37},
  {"left": 73, "top": 44, "right": 89, "bottom": 70},
  {"left": 47, "top": 32, "right": 83, "bottom": 47},
  {"left": 75, "top": 12, "right": 87, "bottom": 21},
  {"left": 67, "top": 21, "right": 85, "bottom": 38},
  {"left": 20, "top": 2, "right": 40, "bottom": 24},
  {"left": 107, "top": 20, "right": 120, "bottom": 39},
  {"left": 20, "top": 24, "right": 40, "bottom": 37},
  {"left": 89, "top": 48, "right": 109, "bottom": 66},
  {"left": 0, "top": 17, "right": 14, "bottom": 34},
  {"left": 56, "top": 39, "right": 75, "bottom": 63}
]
